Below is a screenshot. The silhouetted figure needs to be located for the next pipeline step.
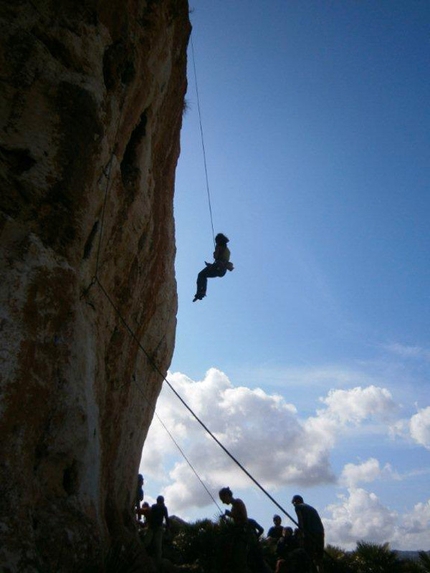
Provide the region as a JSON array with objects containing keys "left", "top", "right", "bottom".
[
  {"left": 136, "top": 501, "right": 151, "bottom": 531},
  {"left": 277, "top": 526, "right": 299, "bottom": 559},
  {"left": 145, "top": 495, "right": 170, "bottom": 571},
  {"left": 267, "top": 514, "right": 283, "bottom": 541},
  {"left": 248, "top": 517, "right": 264, "bottom": 539},
  {"left": 193, "top": 233, "right": 234, "bottom": 301},
  {"left": 292, "top": 494, "right": 324, "bottom": 573},
  {"left": 136, "top": 474, "right": 144, "bottom": 510},
  {"left": 248, "top": 518, "right": 270, "bottom": 573},
  {"left": 219, "top": 487, "right": 249, "bottom": 572}
]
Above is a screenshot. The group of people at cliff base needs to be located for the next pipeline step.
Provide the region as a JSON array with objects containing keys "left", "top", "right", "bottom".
[
  {"left": 135, "top": 474, "right": 324, "bottom": 573},
  {"left": 219, "top": 487, "right": 325, "bottom": 573}
]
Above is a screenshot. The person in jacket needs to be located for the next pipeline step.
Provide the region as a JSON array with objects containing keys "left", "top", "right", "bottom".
[{"left": 193, "top": 233, "right": 233, "bottom": 301}]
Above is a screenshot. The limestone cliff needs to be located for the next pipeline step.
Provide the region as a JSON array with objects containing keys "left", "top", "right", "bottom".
[{"left": 0, "top": 0, "right": 190, "bottom": 570}]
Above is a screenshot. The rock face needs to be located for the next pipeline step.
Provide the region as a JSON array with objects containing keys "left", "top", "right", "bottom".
[{"left": 0, "top": 1, "right": 190, "bottom": 570}]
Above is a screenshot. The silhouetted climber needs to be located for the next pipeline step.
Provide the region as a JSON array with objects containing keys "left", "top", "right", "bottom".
[{"left": 193, "top": 233, "right": 234, "bottom": 301}]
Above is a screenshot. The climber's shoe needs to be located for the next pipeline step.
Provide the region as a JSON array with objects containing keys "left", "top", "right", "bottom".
[{"left": 193, "top": 293, "right": 206, "bottom": 302}]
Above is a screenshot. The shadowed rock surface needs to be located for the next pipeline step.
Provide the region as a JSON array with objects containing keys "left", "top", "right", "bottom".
[{"left": 0, "top": 0, "right": 190, "bottom": 570}]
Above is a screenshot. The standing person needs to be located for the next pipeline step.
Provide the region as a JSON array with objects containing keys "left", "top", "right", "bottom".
[
  {"left": 219, "top": 486, "right": 248, "bottom": 525},
  {"left": 136, "top": 501, "right": 151, "bottom": 531},
  {"left": 248, "top": 518, "right": 269, "bottom": 573},
  {"left": 136, "top": 474, "right": 144, "bottom": 510},
  {"left": 219, "top": 487, "right": 250, "bottom": 572},
  {"left": 145, "top": 495, "right": 170, "bottom": 571},
  {"left": 276, "top": 527, "right": 298, "bottom": 559},
  {"left": 267, "top": 515, "right": 283, "bottom": 541},
  {"left": 248, "top": 517, "right": 264, "bottom": 539},
  {"left": 291, "top": 495, "right": 325, "bottom": 573},
  {"left": 193, "top": 233, "right": 234, "bottom": 301}
]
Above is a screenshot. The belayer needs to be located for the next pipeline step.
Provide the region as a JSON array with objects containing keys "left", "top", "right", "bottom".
[{"left": 193, "top": 233, "right": 234, "bottom": 301}]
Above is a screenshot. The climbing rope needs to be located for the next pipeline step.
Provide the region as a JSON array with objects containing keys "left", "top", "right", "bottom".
[
  {"left": 85, "top": 35, "right": 339, "bottom": 571},
  {"left": 130, "top": 380, "right": 222, "bottom": 514},
  {"left": 152, "top": 411, "right": 223, "bottom": 514},
  {"left": 94, "top": 277, "right": 298, "bottom": 528},
  {"left": 190, "top": 33, "right": 216, "bottom": 246},
  {"left": 89, "top": 81, "right": 222, "bottom": 516},
  {"left": 89, "top": 54, "right": 298, "bottom": 529}
]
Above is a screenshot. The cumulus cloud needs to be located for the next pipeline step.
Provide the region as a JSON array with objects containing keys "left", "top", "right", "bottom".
[
  {"left": 141, "top": 369, "right": 401, "bottom": 514},
  {"left": 325, "top": 489, "right": 430, "bottom": 551},
  {"left": 139, "top": 368, "right": 430, "bottom": 548},
  {"left": 324, "top": 488, "right": 398, "bottom": 549},
  {"left": 390, "top": 406, "right": 430, "bottom": 449},
  {"left": 409, "top": 407, "right": 430, "bottom": 449},
  {"left": 317, "top": 386, "right": 397, "bottom": 425},
  {"left": 393, "top": 499, "right": 430, "bottom": 550},
  {"left": 339, "top": 458, "right": 399, "bottom": 488},
  {"left": 142, "top": 368, "right": 336, "bottom": 513}
]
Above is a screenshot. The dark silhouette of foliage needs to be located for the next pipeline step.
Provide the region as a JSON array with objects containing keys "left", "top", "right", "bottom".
[
  {"left": 351, "top": 541, "right": 406, "bottom": 573},
  {"left": 135, "top": 519, "right": 429, "bottom": 573},
  {"left": 323, "top": 544, "right": 355, "bottom": 573},
  {"left": 418, "top": 551, "right": 430, "bottom": 572}
]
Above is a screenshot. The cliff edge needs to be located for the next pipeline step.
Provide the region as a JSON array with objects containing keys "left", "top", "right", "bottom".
[{"left": 0, "top": 0, "right": 190, "bottom": 570}]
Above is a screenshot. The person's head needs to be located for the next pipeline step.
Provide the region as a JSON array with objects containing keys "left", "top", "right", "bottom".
[
  {"left": 215, "top": 233, "right": 229, "bottom": 246},
  {"left": 283, "top": 527, "right": 293, "bottom": 537},
  {"left": 273, "top": 514, "right": 282, "bottom": 525},
  {"left": 138, "top": 474, "right": 144, "bottom": 485},
  {"left": 142, "top": 502, "right": 150, "bottom": 509},
  {"left": 291, "top": 495, "right": 304, "bottom": 506},
  {"left": 219, "top": 487, "right": 233, "bottom": 504},
  {"left": 156, "top": 495, "right": 165, "bottom": 504}
]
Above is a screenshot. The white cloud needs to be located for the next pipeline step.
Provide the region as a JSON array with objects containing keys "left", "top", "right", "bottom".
[
  {"left": 141, "top": 369, "right": 402, "bottom": 515},
  {"left": 389, "top": 406, "right": 430, "bottom": 449},
  {"left": 140, "top": 368, "right": 430, "bottom": 550},
  {"left": 318, "top": 386, "right": 397, "bottom": 425},
  {"left": 409, "top": 407, "right": 430, "bottom": 449},
  {"left": 340, "top": 458, "right": 399, "bottom": 488},
  {"left": 162, "top": 461, "right": 223, "bottom": 514},
  {"left": 325, "top": 489, "right": 430, "bottom": 551},
  {"left": 142, "top": 368, "right": 337, "bottom": 507},
  {"left": 324, "top": 489, "right": 398, "bottom": 549},
  {"left": 394, "top": 500, "right": 430, "bottom": 550}
]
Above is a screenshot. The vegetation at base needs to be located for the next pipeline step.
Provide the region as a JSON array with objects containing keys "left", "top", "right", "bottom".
[
  {"left": 93, "top": 517, "right": 429, "bottom": 572},
  {"left": 323, "top": 542, "right": 430, "bottom": 573},
  {"left": 161, "top": 518, "right": 430, "bottom": 573}
]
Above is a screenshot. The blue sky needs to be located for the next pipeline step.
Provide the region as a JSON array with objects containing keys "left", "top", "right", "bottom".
[{"left": 141, "top": 1, "right": 430, "bottom": 550}]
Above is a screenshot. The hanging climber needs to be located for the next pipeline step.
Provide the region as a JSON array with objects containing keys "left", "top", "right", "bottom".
[{"left": 193, "top": 233, "right": 234, "bottom": 302}]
